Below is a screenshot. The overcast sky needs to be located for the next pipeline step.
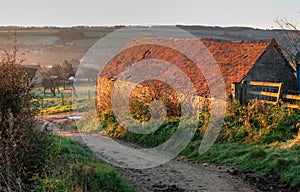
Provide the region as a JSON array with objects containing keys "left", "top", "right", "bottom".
[{"left": 1, "top": 0, "right": 299, "bottom": 29}]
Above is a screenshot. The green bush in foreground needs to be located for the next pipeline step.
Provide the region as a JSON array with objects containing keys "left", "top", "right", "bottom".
[
  {"left": 36, "top": 135, "right": 135, "bottom": 192},
  {"left": 0, "top": 49, "right": 47, "bottom": 191}
]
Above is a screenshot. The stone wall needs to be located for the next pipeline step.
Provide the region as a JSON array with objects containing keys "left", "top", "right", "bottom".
[{"left": 96, "top": 77, "right": 181, "bottom": 119}]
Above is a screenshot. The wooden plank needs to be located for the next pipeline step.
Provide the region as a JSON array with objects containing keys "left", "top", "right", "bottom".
[
  {"left": 284, "top": 94, "right": 300, "bottom": 101},
  {"left": 245, "top": 98, "right": 277, "bottom": 105},
  {"left": 261, "top": 100, "right": 278, "bottom": 105},
  {"left": 287, "top": 103, "right": 300, "bottom": 109},
  {"left": 248, "top": 90, "right": 278, "bottom": 97},
  {"left": 249, "top": 81, "right": 282, "bottom": 87},
  {"left": 276, "top": 83, "right": 283, "bottom": 103}
]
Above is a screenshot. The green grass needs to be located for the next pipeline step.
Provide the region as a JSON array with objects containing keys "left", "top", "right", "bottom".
[
  {"left": 39, "top": 105, "right": 73, "bottom": 115},
  {"left": 181, "top": 142, "right": 300, "bottom": 186},
  {"left": 32, "top": 86, "right": 134, "bottom": 191},
  {"left": 36, "top": 134, "right": 135, "bottom": 192},
  {"left": 35, "top": 85, "right": 97, "bottom": 115},
  {"left": 96, "top": 101, "right": 300, "bottom": 188}
]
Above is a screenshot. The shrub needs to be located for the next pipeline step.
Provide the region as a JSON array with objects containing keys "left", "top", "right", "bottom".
[
  {"left": 221, "top": 100, "right": 300, "bottom": 144},
  {"left": 0, "top": 49, "right": 43, "bottom": 191}
]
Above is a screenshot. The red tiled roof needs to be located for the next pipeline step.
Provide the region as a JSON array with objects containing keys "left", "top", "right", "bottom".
[
  {"left": 99, "top": 38, "right": 274, "bottom": 97},
  {"left": 201, "top": 39, "right": 274, "bottom": 85}
]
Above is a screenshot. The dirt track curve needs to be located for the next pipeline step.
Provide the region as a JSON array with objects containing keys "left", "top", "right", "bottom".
[{"left": 39, "top": 114, "right": 259, "bottom": 192}]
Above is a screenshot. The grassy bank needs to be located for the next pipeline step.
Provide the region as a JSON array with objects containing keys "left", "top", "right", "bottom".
[
  {"left": 96, "top": 101, "right": 300, "bottom": 188},
  {"left": 35, "top": 134, "right": 135, "bottom": 192}
]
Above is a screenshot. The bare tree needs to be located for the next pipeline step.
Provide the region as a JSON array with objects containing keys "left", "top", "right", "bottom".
[{"left": 274, "top": 18, "right": 300, "bottom": 69}]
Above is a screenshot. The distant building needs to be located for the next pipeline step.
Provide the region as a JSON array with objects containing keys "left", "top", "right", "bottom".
[{"left": 22, "top": 65, "right": 43, "bottom": 86}]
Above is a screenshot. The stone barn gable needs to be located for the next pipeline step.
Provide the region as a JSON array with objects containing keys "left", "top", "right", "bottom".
[{"left": 201, "top": 39, "right": 296, "bottom": 96}]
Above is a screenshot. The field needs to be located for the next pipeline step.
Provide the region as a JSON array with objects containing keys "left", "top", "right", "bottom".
[{"left": 34, "top": 82, "right": 97, "bottom": 115}]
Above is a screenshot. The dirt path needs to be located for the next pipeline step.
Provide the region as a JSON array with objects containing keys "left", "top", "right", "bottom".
[
  {"left": 39, "top": 114, "right": 260, "bottom": 192},
  {"left": 115, "top": 158, "right": 258, "bottom": 192}
]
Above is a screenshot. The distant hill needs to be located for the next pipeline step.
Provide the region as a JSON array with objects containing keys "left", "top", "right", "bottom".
[
  {"left": 0, "top": 25, "right": 294, "bottom": 67},
  {"left": 177, "top": 25, "right": 283, "bottom": 40}
]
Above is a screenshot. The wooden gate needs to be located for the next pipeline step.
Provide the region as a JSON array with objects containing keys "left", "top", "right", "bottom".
[{"left": 238, "top": 81, "right": 300, "bottom": 109}]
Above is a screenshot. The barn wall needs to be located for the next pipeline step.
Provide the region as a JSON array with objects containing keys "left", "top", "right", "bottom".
[
  {"left": 96, "top": 77, "right": 181, "bottom": 118},
  {"left": 243, "top": 45, "right": 297, "bottom": 93}
]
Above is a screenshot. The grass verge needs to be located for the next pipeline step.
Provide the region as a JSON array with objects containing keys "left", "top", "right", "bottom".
[
  {"left": 95, "top": 101, "right": 300, "bottom": 189},
  {"left": 35, "top": 134, "right": 135, "bottom": 192},
  {"left": 182, "top": 140, "right": 300, "bottom": 187}
]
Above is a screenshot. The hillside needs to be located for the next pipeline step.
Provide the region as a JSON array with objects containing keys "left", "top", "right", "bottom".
[{"left": 0, "top": 25, "right": 292, "bottom": 67}]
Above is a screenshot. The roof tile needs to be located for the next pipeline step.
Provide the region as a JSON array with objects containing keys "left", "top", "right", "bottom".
[{"left": 99, "top": 38, "right": 274, "bottom": 97}]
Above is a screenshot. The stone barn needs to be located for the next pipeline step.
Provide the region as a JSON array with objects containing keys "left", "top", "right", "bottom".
[{"left": 96, "top": 38, "right": 296, "bottom": 116}]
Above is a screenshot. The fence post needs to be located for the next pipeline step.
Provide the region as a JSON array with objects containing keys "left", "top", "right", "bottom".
[
  {"left": 61, "top": 93, "right": 64, "bottom": 105},
  {"left": 296, "top": 52, "right": 300, "bottom": 95},
  {"left": 240, "top": 81, "right": 247, "bottom": 105},
  {"left": 276, "top": 83, "right": 283, "bottom": 103},
  {"left": 230, "top": 83, "right": 236, "bottom": 102},
  {"left": 88, "top": 90, "right": 91, "bottom": 102},
  {"left": 41, "top": 96, "right": 44, "bottom": 108}
]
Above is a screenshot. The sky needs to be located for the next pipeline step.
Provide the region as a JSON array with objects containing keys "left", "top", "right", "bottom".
[{"left": 0, "top": 0, "right": 299, "bottom": 29}]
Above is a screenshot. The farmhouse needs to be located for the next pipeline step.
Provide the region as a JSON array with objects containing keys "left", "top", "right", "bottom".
[
  {"left": 23, "top": 65, "right": 43, "bottom": 86},
  {"left": 96, "top": 38, "right": 297, "bottom": 113}
]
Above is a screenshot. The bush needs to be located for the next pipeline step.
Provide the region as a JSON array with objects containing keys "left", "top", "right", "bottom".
[
  {"left": 221, "top": 100, "right": 300, "bottom": 144},
  {"left": 0, "top": 50, "right": 43, "bottom": 191}
]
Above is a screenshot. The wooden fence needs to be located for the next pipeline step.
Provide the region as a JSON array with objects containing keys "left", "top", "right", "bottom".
[{"left": 238, "top": 81, "right": 300, "bottom": 109}]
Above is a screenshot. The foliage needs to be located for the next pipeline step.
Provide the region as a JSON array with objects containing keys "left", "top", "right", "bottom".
[
  {"left": 61, "top": 60, "right": 76, "bottom": 80},
  {"left": 0, "top": 49, "right": 45, "bottom": 191},
  {"left": 220, "top": 100, "right": 299, "bottom": 144},
  {"left": 96, "top": 99, "right": 300, "bottom": 187},
  {"left": 57, "top": 29, "right": 85, "bottom": 43},
  {"left": 46, "top": 60, "right": 75, "bottom": 80}
]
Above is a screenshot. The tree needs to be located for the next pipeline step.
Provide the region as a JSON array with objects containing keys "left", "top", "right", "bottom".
[
  {"left": 69, "top": 58, "right": 80, "bottom": 72},
  {"left": 61, "top": 60, "right": 75, "bottom": 80},
  {"left": 274, "top": 18, "right": 300, "bottom": 69},
  {"left": 46, "top": 60, "right": 75, "bottom": 80},
  {"left": 47, "top": 63, "right": 62, "bottom": 77},
  {"left": 57, "top": 29, "right": 85, "bottom": 44}
]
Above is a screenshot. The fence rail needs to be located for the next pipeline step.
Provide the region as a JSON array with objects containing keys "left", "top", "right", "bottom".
[
  {"left": 239, "top": 81, "right": 300, "bottom": 109},
  {"left": 283, "top": 94, "right": 300, "bottom": 109}
]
